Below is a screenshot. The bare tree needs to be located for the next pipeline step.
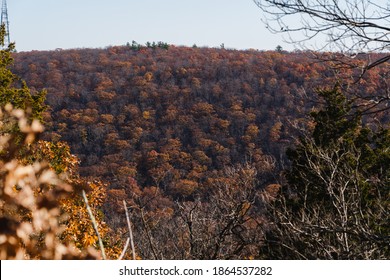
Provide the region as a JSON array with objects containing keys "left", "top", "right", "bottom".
[
  {"left": 126, "top": 163, "right": 269, "bottom": 259},
  {"left": 254, "top": 0, "right": 390, "bottom": 112},
  {"left": 261, "top": 134, "right": 389, "bottom": 259},
  {"left": 175, "top": 164, "right": 265, "bottom": 259},
  {"left": 254, "top": 1, "right": 390, "bottom": 53},
  {"left": 259, "top": 88, "right": 389, "bottom": 259}
]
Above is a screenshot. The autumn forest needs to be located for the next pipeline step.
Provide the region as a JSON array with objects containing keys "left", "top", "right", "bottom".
[{"left": 0, "top": 23, "right": 389, "bottom": 259}]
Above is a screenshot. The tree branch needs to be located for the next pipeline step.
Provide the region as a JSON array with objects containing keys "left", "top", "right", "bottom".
[{"left": 82, "top": 190, "right": 106, "bottom": 260}]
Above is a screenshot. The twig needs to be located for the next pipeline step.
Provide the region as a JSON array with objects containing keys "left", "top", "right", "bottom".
[
  {"left": 139, "top": 206, "right": 159, "bottom": 259},
  {"left": 123, "top": 200, "right": 136, "bottom": 260},
  {"left": 82, "top": 190, "right": 106, "bottom": 260}
]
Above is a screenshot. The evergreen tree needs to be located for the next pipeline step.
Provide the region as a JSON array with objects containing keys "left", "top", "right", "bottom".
[
  {"left": 0, "top": 24, "right": 46, "bottom": 122},
  {"left": 261, "top": 86, "right": 389, "bottom": 259}
]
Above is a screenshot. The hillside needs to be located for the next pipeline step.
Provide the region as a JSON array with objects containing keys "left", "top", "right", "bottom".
[
  {"left": 11, "top": 46, "right": 389, "bottom": 259},
  {"left": 12, "top": 47, "right": 325, "bottom": 188}
]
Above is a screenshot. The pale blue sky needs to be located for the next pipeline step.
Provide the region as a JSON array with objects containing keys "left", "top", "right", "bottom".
[{"left": 8, "top": 0, "right": 285, "bottom": 52}]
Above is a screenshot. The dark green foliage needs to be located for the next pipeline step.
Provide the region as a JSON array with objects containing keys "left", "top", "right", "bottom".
[
  {"left": 287, "top": 86, "right": 389, "bottom": 211},
  {"left": 263, "top": 87, "right": 389, "bottom": 259},
  {"left": 128, "top": 40, "right": 169, "bottom": 51},
  {"left": 0, "top": 24, "right": 47, "bottom": 122},
  {"left": 311, "top": 86, "right": 359, "bottom": 147}
]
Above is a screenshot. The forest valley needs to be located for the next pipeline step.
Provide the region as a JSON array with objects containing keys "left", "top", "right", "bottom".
[{"left": 0, "top": 31, "right": 389, "bottom": 259}]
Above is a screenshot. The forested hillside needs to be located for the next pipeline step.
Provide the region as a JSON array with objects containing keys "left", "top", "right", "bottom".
[
  {"left": 11, "top": 46, "right": 385, "bottom": 189},
  {"left": 9, "top": 45, "right": 389, "bottom": 259}
]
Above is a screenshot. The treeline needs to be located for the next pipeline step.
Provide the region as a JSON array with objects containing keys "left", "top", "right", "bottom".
[
  {"left": 126, "top": 40, "right": 170, "bottom": 51},
  {"left": 10, "top": 46, "right": 389, "bottom": 259}
]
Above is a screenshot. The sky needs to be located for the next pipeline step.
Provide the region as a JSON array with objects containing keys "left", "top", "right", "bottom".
[{"left": 7, "top": 0, "right": 286, "bottom": 52}]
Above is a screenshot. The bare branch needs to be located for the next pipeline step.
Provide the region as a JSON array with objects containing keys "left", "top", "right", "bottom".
[
  {"left": 123, "top": 200, "right": 136, "bottom": 260},
  {"left": 254, "top": 0, "right": 390, "bottom": 111},
  {"left": 118, "top": 238, "right": 130, "bottom": 260},
  {"left": 82, "top": 190, "right": 106, "bottom": 260},
  {"left": 254, "top": 0, "right": 390, "bottom": 55}
]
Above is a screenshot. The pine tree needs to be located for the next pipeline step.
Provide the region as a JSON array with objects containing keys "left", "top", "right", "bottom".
[{"left": 261, "top": 86, "right": 389, "bottom": 259}]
